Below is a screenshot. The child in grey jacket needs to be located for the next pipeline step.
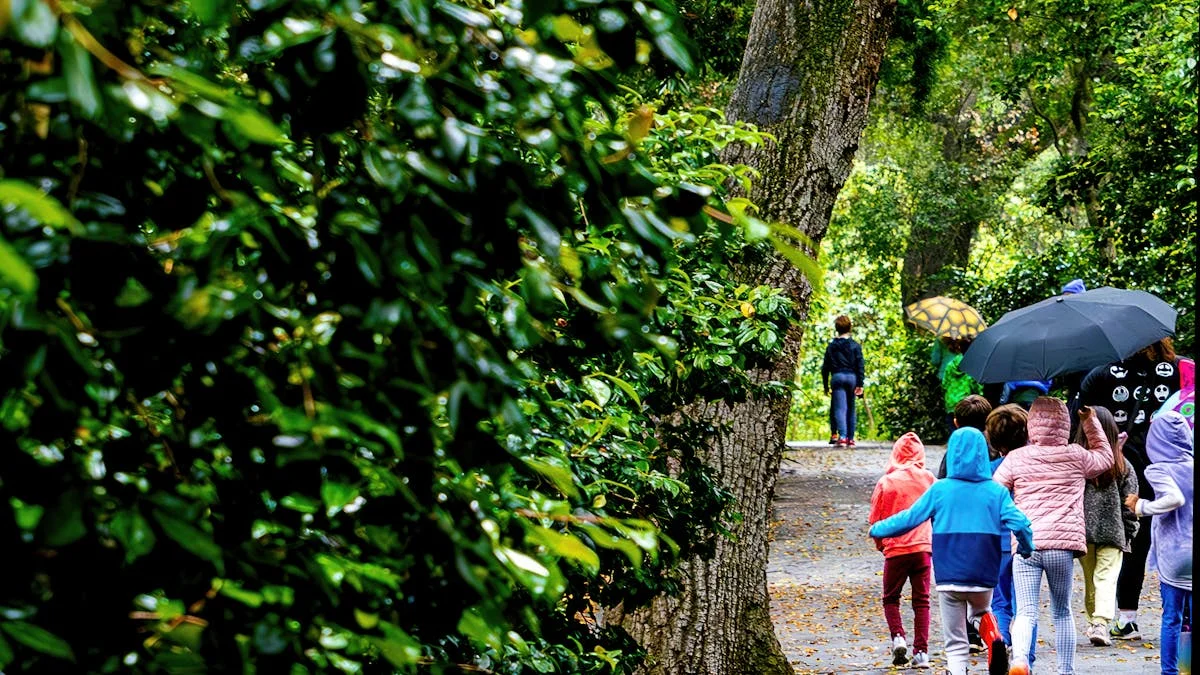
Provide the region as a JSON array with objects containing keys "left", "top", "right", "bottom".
[{"left": 1078, "top": 406, "right": 1139, "bottom": 646}]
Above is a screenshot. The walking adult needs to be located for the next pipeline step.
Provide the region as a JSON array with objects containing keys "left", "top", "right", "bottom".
[
  {"left": 822, "top": 315, "right": 865, "bottom": 447},
  {"left": 1079, "top": 337, "right": 1186, "bottom": 639}
]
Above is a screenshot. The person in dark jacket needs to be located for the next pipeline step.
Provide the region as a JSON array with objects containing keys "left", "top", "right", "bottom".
[
  {"left": 1079, "top": 337, "right": 1184, "bottom": 640},
  {"left": 822, "top": 315, "right": 865, "bottom": 447}
]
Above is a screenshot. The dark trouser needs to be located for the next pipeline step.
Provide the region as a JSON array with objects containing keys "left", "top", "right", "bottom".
[
  {"left": 1161, "top": 582, "right": 1192, "bottom": 675},
  {"left": 1117, "top": 516, "right": 1152, "bottom": 611},
  {"left": 882, "top": 552, "right": 931, "bottom": 653},
  {"left": 829, "top": 371, "right": 858, "bottom": 440}
]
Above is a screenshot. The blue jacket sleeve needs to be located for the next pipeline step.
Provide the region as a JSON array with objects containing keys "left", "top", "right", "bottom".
[
  {"left": 869, "top": 487, "right": 936, "bottom": 539},
  {"left": 999, "top": 490, "right": 1035, "bottom": 556}
]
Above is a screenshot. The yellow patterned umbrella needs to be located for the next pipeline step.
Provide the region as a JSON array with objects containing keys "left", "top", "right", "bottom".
[{"left": 904, "top": 296, "right": 987, "bottom": 339}]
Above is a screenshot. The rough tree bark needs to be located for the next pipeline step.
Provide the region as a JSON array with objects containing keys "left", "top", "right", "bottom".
[{"left": 621, "top": 0, "right": 897, "bottom": 672}]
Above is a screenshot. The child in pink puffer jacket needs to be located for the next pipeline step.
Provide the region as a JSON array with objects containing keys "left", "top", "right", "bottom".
[{"left": 992, "top": 397, "right": 1113, "bottom": 675}]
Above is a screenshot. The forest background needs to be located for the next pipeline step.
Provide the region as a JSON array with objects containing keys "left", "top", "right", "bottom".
[
  {"left": 0, "top": 0, "right": 1194, "bottom": 672},
  {"left": 760, "top": 0, "right": 1198, "bottom": 441}
]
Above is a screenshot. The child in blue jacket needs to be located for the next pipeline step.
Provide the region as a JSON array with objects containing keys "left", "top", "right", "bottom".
[{"left": 871, "top": 427, "right": 1036, "bottom": 675}]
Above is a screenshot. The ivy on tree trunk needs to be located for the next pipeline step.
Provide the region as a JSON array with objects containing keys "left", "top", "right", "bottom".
[{"left": 622, "top": 0, "right": 897, "bottom": 672}]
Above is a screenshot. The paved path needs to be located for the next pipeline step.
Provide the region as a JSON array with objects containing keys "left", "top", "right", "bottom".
[{"left": 768, "top": 441, "right": 1164, "bottom": 674}]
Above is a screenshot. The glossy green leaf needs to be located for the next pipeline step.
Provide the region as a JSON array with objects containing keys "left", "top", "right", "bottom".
[
  {"left": 523, "top": 457, "right": 578, "bottom": 498},
  {"left": 0, "top": 236, "right": 37, "bottom": 296},
  {"left": 598, "top": 373, "right": 642, "bottom": 407},
  {"left": 109, "top": 509, "right": 157, "bottom": 563},
  {"left": 114, "top": 277, "right": 152, "bottom": 307},
  {"left": 42, "top": 489, "right": 86, "bottom": 548},
  {"left": 189, "top": 0, "right": 233, "bottom": 26},
  {"left": 525, "top": 527, "right": 600, "bottom": 574},
  {"left": 8, "top": 0, "right": 58, "bottom": 47},
  {"left": 59, "top": 31, "right": 102, "bottom": 119},
  {"left": 369, "top": 622, "right": 422, "bottom": 668},
  {"left": 224, "top": 107, "right": 288, "bottom": 146},
  {"left": 218, "top": 579, "right": 264, "bottom": 608},
  {"left": 151, "top": 510, "right": 224, "bottom": 572},
  {"left": 0, "top": 180, "right": 82, "bottom": 232},
  {"left": 0, "top": 633, "right": 13, "bottom": 669},
  {"left": 320, "top": 481, "right": 361, "bottom": 518},
  {"left": 280, "top": 494, "right": 320, "bottom": 514},
  {"left": 581, "top": 376, "right": 613, "bottom": 408},
  {"left": 0, "top": 622, "right": 75, "bottom": 662}
]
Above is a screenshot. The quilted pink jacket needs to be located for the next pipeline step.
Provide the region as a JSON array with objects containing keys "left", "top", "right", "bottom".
[{"left": 992, "top": 397, "right": 1113, "bottom": 554}]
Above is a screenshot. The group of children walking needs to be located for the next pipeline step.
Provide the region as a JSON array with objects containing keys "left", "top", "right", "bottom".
[{"left": 868, "top": 395, "right": 1193, "bottom": 675}]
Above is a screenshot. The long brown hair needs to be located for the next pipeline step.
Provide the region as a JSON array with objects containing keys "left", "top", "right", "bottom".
[
  {"left": 1074, "top": 405, "right": 1124, "bottom": 487},
  {"left": 1139, "top": 337, "right": 1176, "bottom": 363}
]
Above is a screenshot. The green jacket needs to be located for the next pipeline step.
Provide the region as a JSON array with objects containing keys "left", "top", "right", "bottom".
[{"left": 942, "top": 354, "right": 982, "bottom": 413}]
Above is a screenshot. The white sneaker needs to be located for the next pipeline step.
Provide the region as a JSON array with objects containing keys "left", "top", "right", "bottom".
[
  {"left": 1089, "top": 621, "right": 1113, "bottom": 646},
  {"left": 892, "top": 635, "right": 909, "bottom": 665},
  {"left": 912, "top": 651, "right": 930, "bottom": 668}
]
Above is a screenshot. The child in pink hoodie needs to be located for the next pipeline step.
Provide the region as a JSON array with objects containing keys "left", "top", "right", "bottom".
[
  {"left": 992, "top": 398, "right": 1113, "bottom": 675},
  {"left": 869, "top": 432, "right": 937, "bottom": 669}
]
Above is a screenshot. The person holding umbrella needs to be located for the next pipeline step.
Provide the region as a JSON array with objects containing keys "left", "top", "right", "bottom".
[
  {"left": 957, "top": 286, "right": 1182, "bottom": 643},
  {"left": 1080, "top": 337, "right": 1187, "bottom": 640},
  {"left": 903, "top": 296, "right": 988, "bottom": 436}
]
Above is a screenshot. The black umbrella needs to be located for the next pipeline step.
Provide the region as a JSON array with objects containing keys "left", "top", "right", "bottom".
[{"left": 959, "top": 287, "right": 1176, "bottom": 383}]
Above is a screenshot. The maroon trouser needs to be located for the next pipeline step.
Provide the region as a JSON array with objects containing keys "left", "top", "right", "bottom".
[{"left": 882, "top": 551, "right": 932, "bottom": 653}]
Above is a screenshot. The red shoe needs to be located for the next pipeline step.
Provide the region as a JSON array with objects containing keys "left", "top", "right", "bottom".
[
  {"left": 847, "top": 439, "right": 857, "bottom": 447},
  {"left": 835, "top": 438, "right": 849, "bottom": 447},
  {"left": 976, "top": 612, "right": 1009, "bottom": 675}
]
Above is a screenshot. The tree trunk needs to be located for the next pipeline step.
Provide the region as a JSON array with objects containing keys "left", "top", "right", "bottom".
[
  {"left": 621, "top": 0, "right": 896, "bottom": 672},
  {"left": 899, "top": 90, "right": 982, "bottom": 305}
]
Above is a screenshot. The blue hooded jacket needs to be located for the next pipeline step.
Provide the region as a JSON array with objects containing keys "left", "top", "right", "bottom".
[
  {"left": 1142, "top": 411, "right": 1193, "bottom": 590},
  {"left": 870, "top": 427, "right": 1035, "bottom": 588},
  {"left": 1061, "top": 279, "right": 1086, "bottom": 295}
]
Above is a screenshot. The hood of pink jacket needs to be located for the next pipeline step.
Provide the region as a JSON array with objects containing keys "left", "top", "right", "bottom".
[
  {"left": 887, "top": 432, "right": 927, "bottom": 473},
  {"left": 1027, "top": 396, "right": 1070, "bottom": 446}
]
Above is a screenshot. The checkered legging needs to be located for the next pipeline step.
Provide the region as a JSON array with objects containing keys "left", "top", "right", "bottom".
[{"left": 1011, "top": 549, "right": 1077, "bottom": 674}]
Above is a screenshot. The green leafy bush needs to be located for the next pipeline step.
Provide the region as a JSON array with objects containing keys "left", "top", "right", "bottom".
[{"left": 0, "top": 0, "right": 802, "bottom": 672}]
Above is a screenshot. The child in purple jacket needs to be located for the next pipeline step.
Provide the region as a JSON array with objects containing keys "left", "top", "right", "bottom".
[{"left": 1127, "top": 411, "right": 1193, "bottom": 675}]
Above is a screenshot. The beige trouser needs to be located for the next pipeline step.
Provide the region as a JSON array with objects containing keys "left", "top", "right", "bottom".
[{"left": 1079, "top": 543, "right": 1123, "bottom": 624}]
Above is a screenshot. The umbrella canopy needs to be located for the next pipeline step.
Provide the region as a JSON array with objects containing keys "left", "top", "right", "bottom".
[
  {"left": 904, "top": 296, "right": 987, "bottom": 339},
  {"left": 959, "top": 287, "right": 1176, "bottom": 383}
]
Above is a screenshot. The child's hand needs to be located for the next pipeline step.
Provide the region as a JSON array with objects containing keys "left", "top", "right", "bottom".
[
  {"left": 1017, "top": 545, "right": 1034, "bottom": 559},
  {"left": 1117, "top": 431, "right": 1128, "bottom": 450},
  {"left": 1078, "top": 406, "right": 1094, "bottom": 421},
  {"left": 854, "top": 387, "right": 864, "bottom": 398},
  {"left": 1124, "top": 494, "right": 1140, "bottom": 512}
]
